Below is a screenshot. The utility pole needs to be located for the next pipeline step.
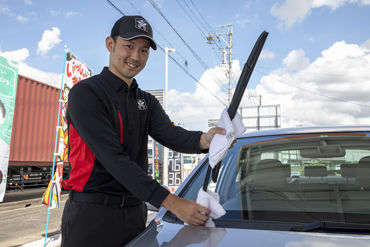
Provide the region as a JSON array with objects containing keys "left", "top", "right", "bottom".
[
  {"left": 248, "top": 93, "right": 262, "bottom": 130},
  {"left": 163, "top": 47, "right": 175, "bottom": 187},
  {"left": 206, "top": 24, "right": 233, "bottom": 105}
]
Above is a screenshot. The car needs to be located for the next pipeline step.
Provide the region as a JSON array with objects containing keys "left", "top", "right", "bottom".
[{"left": 127, "top": 126, "right": 370, "bottom": 246}]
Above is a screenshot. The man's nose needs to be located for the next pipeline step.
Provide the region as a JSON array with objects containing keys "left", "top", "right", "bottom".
[{"left": 129, "top": 49, "right": 140, "bottom": 60}]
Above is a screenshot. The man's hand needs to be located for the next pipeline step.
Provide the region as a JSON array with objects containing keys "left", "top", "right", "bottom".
[
  {"left": 199, "top": 127, "right": 226, "bottom": 150},
  {"left": 162, "top": 193, "right": 210, "bottom": 226}
]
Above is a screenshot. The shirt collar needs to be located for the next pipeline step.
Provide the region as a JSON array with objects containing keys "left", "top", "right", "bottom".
[{"left": 100, "top": 67, "right": 138, "bottom": 92}]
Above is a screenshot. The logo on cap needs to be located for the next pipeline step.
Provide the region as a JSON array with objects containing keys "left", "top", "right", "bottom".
[{"left": 135, "top": 18, "right": 148, "bottom": 32}]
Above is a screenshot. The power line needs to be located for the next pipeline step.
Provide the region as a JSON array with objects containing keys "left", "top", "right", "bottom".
[
  {"left": 105, "top": 0, "right": 226, "bottom": 106},
  {"left": 175, "top": 0, "right": 207, "bottom": 37},
  {"left": 126, "top": 0, "right": 189, "bottom": 67},
  {"left": 186, "top": 0, "right": 226, "bottom": 49},
  {"left": 148, "top": 0, "right": 229, "bottom": 93},
  {"left": 187, "top": 0, "right": 224, "bottom": 48},
  {"left": 254, "top": 69, "right": 370, "bottom": 109},
  {"left": 164, "top": 47, "right": 227, "bottom": 106},
  {"left": 175, "top": 0, "right": 222, "bottom": 59},
  {"left": 189, "top": 0, "right": 215, "bottom": 33},
  {"left": 106, "top": 0, "right": 125, "bottom": 16}
]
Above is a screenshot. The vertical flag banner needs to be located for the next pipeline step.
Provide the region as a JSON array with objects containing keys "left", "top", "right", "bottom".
[
  {"left": 42, "top": 51, "right": 91, "bottom": 208},
  {"left": 0, "top": 56, "right": 18, "bottom": 202}
]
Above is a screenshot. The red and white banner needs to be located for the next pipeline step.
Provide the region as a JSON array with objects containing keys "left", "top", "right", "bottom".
[{"left": 43, "top": 51, "right": 91, "bottom": 208}]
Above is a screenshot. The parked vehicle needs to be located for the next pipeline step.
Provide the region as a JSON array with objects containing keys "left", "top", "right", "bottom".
[
  {"left": 128, "top": 126, "right": 370, "bottom": 246},
  {"left": 7, "top": 75, "right": 67, "bottom": 189}
]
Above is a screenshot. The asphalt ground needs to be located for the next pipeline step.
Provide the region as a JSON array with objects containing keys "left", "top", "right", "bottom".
[
  {"left": 0, "top": 188, "right": 67, "bottom": 247},
  {"left": 0, "top": 188, "right": 158, "bottom": 247}
]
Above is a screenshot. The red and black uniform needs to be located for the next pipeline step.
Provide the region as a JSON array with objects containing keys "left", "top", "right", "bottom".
[{"left": 61, "top": 67, "right": 203, "bottom": 247}]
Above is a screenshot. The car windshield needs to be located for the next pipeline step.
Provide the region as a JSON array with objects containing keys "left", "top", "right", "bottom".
[{"left": 179, "top": 131, "right": 370, "bottom": 225}]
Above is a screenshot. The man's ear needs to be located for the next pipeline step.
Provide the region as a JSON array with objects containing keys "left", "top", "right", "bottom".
[{"left": 106, "top": 36, "right": 114, "bottom": 52}]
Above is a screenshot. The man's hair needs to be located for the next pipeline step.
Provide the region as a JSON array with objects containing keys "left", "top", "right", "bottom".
[
  {"left": 0, "top": 100, "right": 5, "bottom": 118},
  {"left": 112, "top": 35, "right": 118, "bottom": 43}
]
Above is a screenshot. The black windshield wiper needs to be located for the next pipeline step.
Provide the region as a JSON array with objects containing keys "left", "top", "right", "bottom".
[{"left": 290, "top": 221, "right": 370, "bottom": 233}]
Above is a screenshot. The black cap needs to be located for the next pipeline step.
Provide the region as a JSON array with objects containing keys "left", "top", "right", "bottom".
[{"left": 110, "top": 15, "right": 157, "bottom": 50}]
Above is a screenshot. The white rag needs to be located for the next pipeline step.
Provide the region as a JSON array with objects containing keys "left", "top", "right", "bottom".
[
  {"left": 209, "top": 108, "right": 246, "bottom": 168},
  {"left": 196, "top": 188, "right": 226, "bottom": 227}
]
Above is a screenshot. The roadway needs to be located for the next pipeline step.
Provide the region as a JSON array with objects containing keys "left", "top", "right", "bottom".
[
  {"left": 0, "top": 188, "right": 158, "bottom": 247},
  {"left": 0, "top": 188, "right": 67, "bottom": 247}
]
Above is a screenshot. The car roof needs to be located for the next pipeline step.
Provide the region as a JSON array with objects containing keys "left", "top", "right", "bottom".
[{"left": 240, "top": 125, "right": 370, "bottom": 139}]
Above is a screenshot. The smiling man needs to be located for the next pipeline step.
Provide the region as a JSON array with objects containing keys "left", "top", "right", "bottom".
[{"left": 60, "top": 15, "right": 225, "bottom": 247}]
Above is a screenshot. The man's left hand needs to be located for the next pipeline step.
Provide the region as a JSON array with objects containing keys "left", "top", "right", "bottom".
[{"left": 199, "top": 127, "right": 226, "bottom": 150}]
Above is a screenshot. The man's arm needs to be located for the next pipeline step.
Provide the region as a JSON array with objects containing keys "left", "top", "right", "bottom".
[
  {"left": 149, "top": 96, "right": 225, "bottom": 154},
  {"left": 199, "top": 127, "right": 226, "bottom": 150},
  {"left": 161, "top": 193, "right": 210, "bottom": 226},
  {"left": 147, "top": 95, "right": 226, "bottom": 225},
  {"left": 160, "top": 127, "right": 225, "bottom": 226}
]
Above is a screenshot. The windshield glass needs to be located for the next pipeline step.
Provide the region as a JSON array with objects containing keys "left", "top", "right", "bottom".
[{"left": 181, "top": 131, "right": 370, "bottom": 225}]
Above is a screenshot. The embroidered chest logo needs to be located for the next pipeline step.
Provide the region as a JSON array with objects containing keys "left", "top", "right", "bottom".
[
  {"left": 137, "top": 99, "right": 147, "bottom": 110},
  {"left": 135, "top": 18, "right": 148, "bottom": 32}
]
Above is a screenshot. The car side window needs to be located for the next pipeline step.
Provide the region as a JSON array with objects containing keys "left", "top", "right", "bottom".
[{"left": 179, "top": 144, "right": 240, "bottom": 211}]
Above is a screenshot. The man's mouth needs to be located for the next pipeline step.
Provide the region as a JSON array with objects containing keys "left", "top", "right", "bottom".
[{"left": 125, "top": 60, "right": 139, "bottom": 69}]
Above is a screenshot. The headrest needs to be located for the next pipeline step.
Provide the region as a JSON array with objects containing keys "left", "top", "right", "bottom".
[
  {"left": 356, "top": 163, "right": 370, "bottom": 185},
  {"left": 341, "top": 164, "right": 356, "bottom": 178},
  {"left": 304, "top": 166, "right": 328, "bottom": 177},
  {"left": 358, "top": 156, "right": 370, "bottom": 165},
  {"left": 252, "top": 159, "right": 291, "bottom": 187},
  {"left": 257, "top": 159, "right": 283, "bottom": 168}
]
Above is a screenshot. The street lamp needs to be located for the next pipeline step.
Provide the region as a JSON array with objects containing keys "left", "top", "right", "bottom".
[{"left": 163, "top": 47, "right": 175, "bottom": 187}]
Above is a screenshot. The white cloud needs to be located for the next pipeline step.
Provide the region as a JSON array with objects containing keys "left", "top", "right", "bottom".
[
  {"left": 16, "top": 15, "right": 28, "bottom": 22},
  {"left": 283, "top": 49, "right": 310, "bottom": 71},
  {"left": 271, "top": 0, "right": 313, "bottom": 29},
  {"left": 359, "top": 0, "right": 370, "bottom": 5},
  {"left": 260, "top": 49, "right": 276, "bottom": 60},
  {"left": 255, "top": 40, "right": 370, "bottom": 127},
  {"left": 362, "top": 38, "right": 370, "bottom": 50},
  {"left": 17, "top": 63, "right": 62, "bottom": 88},
  {"left": 167, "top": 40, "right": 370, "bottom": 131},
  {"left": 271, "top": 0, "right": 370, "bottom": 29},
  {"left": 36, "top": 27, "right": 61, "bottom": 56},
  {"left": 65, "top": 11, "right": 81, "bottom": 18},
  {"left": 236, "top": 18, "right": 251, "bottom": 28},
  {"left": 0, "top": 48, "right": 30, "bottom": 62},
  {"left": 0, "top": 4, "right": 10, "bottom": 14},
  {"left": 167, "top": 60, "right": 242, "bottom": 131},
  {"left": 24, "top": 0, "right": 32, "bottom": 5},
  {"left": 311, "top": 0, "right": 349, "bottom": 10},
  {"left": 0, "top": 48, "right": 61, "bottom": 87},
  {"left": 243, "top": 2, "right": 251, "bottom": 8},
  {"left": 49, "top": 9, "right": 61, "bottom": 16}
]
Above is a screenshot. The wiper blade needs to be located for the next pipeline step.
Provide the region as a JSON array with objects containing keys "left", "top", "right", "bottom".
[{"left": 290, "top": 221, "right": 370, "bottom": 233}]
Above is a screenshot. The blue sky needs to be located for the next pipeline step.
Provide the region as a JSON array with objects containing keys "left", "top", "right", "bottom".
[{"left": 1, "top": 0, "right": 370, "bottom": 131}]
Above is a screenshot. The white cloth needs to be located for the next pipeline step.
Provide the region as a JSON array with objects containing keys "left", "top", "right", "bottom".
[
  {"left": 209, "top": 108, "right": 246, "bottom": 168},
  {"left": 196, "top": 188, "right": 226, "bottom": 227}
]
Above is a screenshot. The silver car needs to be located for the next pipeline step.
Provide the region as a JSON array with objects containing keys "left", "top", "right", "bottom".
[{"left": 128, "top": 126, "right": 370, "bottom": 246}]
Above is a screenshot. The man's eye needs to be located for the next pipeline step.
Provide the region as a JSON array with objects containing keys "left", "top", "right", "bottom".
[
  {"left": 142, "top": 49, "right": 149, "bottom": 54},
  {"left": 126, "top": 45, "right": 133, "bottom": 49}
]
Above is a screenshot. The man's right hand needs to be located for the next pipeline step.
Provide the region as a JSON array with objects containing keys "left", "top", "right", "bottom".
[{"left": 161, "top": 193, "right": 210, "bottom": 226}]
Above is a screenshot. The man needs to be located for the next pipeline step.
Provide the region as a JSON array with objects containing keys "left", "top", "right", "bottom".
[{"left": 61, "top": 15, "right": 225, "bottom": 247}]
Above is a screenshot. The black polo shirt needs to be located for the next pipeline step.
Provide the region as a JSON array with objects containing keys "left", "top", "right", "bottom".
[{"left": 62, "top": 67, "right": 204, "bottom": 208}]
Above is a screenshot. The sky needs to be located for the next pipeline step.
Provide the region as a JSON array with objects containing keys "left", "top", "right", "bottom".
[{"left": 0, "top": 0, "right": 370, "bottom": 131}]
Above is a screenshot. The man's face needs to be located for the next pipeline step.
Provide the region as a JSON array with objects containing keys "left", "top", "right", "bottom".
[{"left": 106, "top": 36, "right": 150, "bottom": 84}]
